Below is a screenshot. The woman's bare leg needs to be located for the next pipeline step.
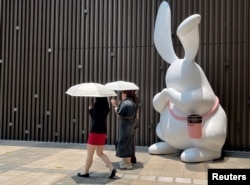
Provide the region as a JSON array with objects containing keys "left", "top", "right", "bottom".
[
  {"left": 96, "top": 145, "right": 113, "bottom": 172},
  {"left": 84, "top": 144, "right": 96, "bottom": 174},
  {"left": 125, "top": 157, "right": 132, "bottom": 165}
]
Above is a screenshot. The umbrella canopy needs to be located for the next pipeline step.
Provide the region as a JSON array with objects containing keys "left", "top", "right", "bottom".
[
  {"left": 105, "top": 80, "right": 139, "bottom": 91},
  {"left": 66, "top": 82, "right": 117, "bottom": 97}
]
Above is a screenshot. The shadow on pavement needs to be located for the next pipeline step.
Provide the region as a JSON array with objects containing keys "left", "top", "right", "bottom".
[{"left": 71, "top": 172, "right": 121, "bottom": 184}]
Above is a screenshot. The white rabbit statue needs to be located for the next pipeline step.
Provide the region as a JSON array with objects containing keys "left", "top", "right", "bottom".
[{"left": 148, "top": 1, "right": 227, "bottom": 162}]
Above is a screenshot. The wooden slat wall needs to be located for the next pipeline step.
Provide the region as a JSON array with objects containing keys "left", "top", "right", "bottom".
[{"left": 0, "top": 0, "right": 250, "bottom": 151}]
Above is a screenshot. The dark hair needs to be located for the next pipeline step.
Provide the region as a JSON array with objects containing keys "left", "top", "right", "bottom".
[
  {"left": 123, "top": 90, "right": 139, "bottom": 106},
  {"left": 96, "top": 97, "right": 108, "bottom": 102},
  {"left": 95, "top": 97, "right": 110, "bottom": 112}
]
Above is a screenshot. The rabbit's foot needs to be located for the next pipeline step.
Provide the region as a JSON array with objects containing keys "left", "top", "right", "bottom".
[
  {"left": 148, "top": 142, "right": 180, "bottom": 155},
  {"left": 181, "top": 148, "right": 221, "bottom": 162}
]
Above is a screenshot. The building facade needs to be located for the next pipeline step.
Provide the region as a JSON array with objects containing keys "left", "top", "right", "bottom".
[{"left": 0, "top": 0, "right": 250, "bottom": 151}]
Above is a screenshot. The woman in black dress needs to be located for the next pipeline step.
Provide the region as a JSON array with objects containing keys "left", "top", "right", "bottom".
[
  {"left": 111, "top": 91, "right": 138, "bottom": 170},
  {"left": 78, "top": 97, "right": 117, "bottom": 179}
]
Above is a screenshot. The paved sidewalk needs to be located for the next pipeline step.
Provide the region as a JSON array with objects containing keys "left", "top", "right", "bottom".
[{"left": 0, "top": 140, "right": 250, "bottom": 185}]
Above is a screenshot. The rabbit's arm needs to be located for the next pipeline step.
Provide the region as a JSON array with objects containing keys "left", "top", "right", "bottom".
[
  {"left": 153, "top": 88, "right": 169, "bottom": 113},
  {"left": 167, "top": 87, "right": 216, "bottom": 114}
]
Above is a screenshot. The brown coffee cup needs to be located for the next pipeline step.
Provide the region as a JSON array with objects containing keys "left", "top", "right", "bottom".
[{"left": 187, "top": 114, "right": 202, "bottom": 138}]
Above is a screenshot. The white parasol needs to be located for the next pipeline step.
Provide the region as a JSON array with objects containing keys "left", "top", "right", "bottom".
[
  {"left": 66, "top": 82, "right": 117, "bottom": 97},
  {"left": 105, "top": 81, "right": 139, "bottom": 91}
]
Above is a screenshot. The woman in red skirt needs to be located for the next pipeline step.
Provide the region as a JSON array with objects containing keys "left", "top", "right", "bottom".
[{"left": 77, "top": 97, "right": 117, "bottom": 179}]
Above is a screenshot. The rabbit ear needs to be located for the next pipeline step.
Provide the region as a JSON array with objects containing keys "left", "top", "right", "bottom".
[
  {"left": 154, "top": 1, "right": 178, "bottom": 64},
  {"left": 177, "top": 14, "right": 201, "bottom": 62}
]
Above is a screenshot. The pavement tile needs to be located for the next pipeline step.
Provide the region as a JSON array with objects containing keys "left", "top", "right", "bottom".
[
  {"left": 122, "top": 174, "right": 139, "bottom": 179},
  {"left": 193, "top": 179, "right": 207, "bottom": 184},
  {"left": 139, "top": 175, "right": 156, "bottom": 181},
  {"left": 175, "top": 177, "right": 192, "bottom": 183},
  {"left": 157, "top": 176, "right": 174, "bottom": 182}
]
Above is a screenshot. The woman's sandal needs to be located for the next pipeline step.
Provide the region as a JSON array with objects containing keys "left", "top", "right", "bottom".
[
  {"left": 77, "top": 173, "right": 89, "bottom": 177},
  {"left": 109, "top": 169, "right": 117, "bottom": 179}
]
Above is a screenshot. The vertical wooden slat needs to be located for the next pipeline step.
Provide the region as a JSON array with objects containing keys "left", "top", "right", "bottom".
[
  {"left": 33, "top": 0, "right": 39, "bottom": 141},
  {"left": 0, "top": 0, "right": 6, "bottom": 139},
  {"left": 2, "top": 0, "right": 7, "bottom": 139},
  {"left": 0, "top": 0, "right": 3, "bottom": 139},
  {"left": 10, "top": 0, "right": 16, "bottom": 140},
  {"left": 82, "top": 0, "right": 89, "bottom": 142},
  {"left": 243, "top": 0, "right": 250, "bottom": 151},
  {"left": 6, "top": 0, "right": 11, "bottom": 139},
  {"left": 50, "top": 0, "right": 56, "bottom": 142},
  {"left": 30, "top": 0, "right": 36, "bottom": 141},
  {"left": 60, "top": 0, "right": 66, "bottom": 142}
]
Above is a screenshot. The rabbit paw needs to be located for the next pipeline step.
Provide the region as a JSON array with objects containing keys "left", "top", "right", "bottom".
[
  {"left": 148, "top": 142, "right": 180, "bottom": 155},
  {"left": 181, "top": 148, "right": 221, "bottom": 162}
]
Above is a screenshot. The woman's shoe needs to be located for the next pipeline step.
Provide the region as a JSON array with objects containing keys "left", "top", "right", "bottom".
[
  {"left": 119, "top": 159, "right": 126, "bottom": 166},
  {"left": 119, "top": 161, "right": 126, "bottom": 167},
  {"left": 77, "top": 173, "right": 89, "bottom": 177},
  {"left": 120, "top": 163, "right": 133, "bottom": 170},
  {"left": 126, "top": 164, "right": 133, "bottom": 170},
  {"left": 109, "top": 169, "right": 117, "bottom": 179},
  {"left": 132, "top": 162, "right": 137, "bottom": 166}
]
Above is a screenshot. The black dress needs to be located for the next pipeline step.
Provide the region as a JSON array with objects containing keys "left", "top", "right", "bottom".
[
  {"left": 116, "top": 98, "right": 137, "bottom": 158},
  {"left": 88, "top": 97, "right": 110, "bottom": 145},
  {"left": 89, "top": 97, "right": 110, "bottom": 133}
]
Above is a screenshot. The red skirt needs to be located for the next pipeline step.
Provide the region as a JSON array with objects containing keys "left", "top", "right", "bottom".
[{"left": 87, "top": 133, "right": 106, "bottom": 145}]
